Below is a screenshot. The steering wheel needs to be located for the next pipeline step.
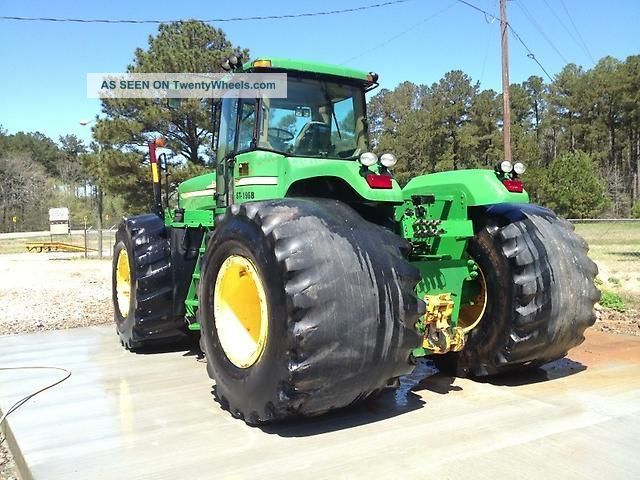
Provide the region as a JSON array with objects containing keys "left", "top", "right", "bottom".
[{"left": 267, "top": 127, "right": 295, "bottom": 142}]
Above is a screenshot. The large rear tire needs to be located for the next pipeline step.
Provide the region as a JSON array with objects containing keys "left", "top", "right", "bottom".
[
  {"left": 112, "top": 214, "right": 187, "bottom": 350},
  {"left": 434, "top": 204, "right": 599, "bottom": 377},
  {"left": 198, "top": 198, "right": 423, "bottom": 424}
]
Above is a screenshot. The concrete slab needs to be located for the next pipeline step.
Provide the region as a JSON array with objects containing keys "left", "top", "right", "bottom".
[{"left": 1, "top": 326, "right": 639, "bottom": 480}]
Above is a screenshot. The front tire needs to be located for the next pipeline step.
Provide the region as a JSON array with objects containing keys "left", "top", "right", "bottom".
[
  {"left": 434, "top": 204, "right": 600, "bottom": 377},
  {"left": 198, "top": 198, "right": 423, "bottom": 424}
]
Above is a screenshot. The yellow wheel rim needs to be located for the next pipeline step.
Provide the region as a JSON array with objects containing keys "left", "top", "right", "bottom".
[
  {"left": 214, "top": 255, "right": 269, "bottom": 369},
  {"left": 458, "top": 267, "right": 488, "bottom": 333},
  {"left": 115, "top": 248, "right": 131, "bottom": 317}
]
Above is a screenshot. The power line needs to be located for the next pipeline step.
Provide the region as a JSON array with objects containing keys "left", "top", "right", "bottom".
[
  {"left": 541, "top": 0, "right": 595, "bottom": 65},
  {"left": 456, "top": 0, "right": 555, "bottom": 82},
  {"left": 507, "top": 24, "right": 554, "bottom": 82},
  {"left": 478, "top": 24, "right": 494, "bottom": 85},
  {"left": 0, "top": 0, "right": 413, "bottom": 24},
  {"left": 558, "top": 0, "right": 596, "bottom": 65},
  {"left": 456, "top": 0, "right": 499, "bottom": 22},
  {"left": 476, "top": 0, "right": 497, "bottom": 85},
  {"left": 515, "top": 0, "right": 569, "bottom": 64},
  {"left": 340, "top": 2, "right": 456, "bottom": 64}
]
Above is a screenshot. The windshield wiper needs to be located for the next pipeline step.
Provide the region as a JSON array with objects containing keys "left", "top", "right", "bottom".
[{"left": 321, "top": 82, "right": 341, "bottom": 140}]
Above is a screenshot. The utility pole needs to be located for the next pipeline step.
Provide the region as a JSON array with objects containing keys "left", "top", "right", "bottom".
[{"left": 500, "top": 0, "right": 512, "bottom": 162}]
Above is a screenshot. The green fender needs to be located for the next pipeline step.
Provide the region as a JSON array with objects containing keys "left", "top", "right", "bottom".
[{"left": 402, "top": 169, "right": 529, "bottom": 206}]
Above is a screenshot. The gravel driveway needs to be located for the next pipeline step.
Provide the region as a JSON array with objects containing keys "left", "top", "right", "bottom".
[{"left": 0, "top": 253, "right": 112, "bottom": 336}]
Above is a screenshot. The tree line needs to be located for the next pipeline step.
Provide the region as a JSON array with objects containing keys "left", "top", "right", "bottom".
[
  {"left": 1, "top": 21, "right": 638, "bottom": 232},
  {"left": 369, "top": 55, "right": 640, "bottom": 218},
  {"left": 0, "top": 125, "right": 207, "bottom": 232},
  {"left": 0, "top": 129, "right": 124, "bottom": 232}
]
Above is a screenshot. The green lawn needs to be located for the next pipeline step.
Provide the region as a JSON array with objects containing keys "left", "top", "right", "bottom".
[
  {"left": 574, "top": 222, "right": 640, "bottom": 309},
  {"left": 0, "top": 232, "right": 116, "bottom": 255}
]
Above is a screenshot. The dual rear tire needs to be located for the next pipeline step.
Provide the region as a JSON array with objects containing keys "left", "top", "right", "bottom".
[
  {"left": 197, "top": 198, "right": 424, "bottom": 424},
  {"left": 434, "top": 204, "right": 600, "bottom": 377}
]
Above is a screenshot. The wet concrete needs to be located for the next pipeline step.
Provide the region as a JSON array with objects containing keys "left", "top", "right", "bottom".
[{"left": 1, "top": 327, "right": 639, "bottom": 479}]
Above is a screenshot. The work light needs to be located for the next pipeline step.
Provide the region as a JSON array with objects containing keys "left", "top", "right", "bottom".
[
  {"left": 359, "top": 152, "right": 378, "bottom": 167},
  {"left": 513, "top": 162, "right": 526, "bottom": 175},
  {"left": 380, "top": 153, "right": 397, "bottom": 168},
  {"left": 500, "top": 160, "right": 513, "bottom": 173}
]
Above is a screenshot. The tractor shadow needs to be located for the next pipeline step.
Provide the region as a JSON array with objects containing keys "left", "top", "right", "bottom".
[
  {"left": 133, "top": 332, "right": 205, "bottom": 360},
  {"left": 260, "top": 357, "right": 586, "bottom": 437},
  {"left": 409, "top": 357, "right": 586, "bottom": 393},
  {"left": 139, "top": 337, "right": 587, "bottom": 437},
  {"left": 260, "top": 359, "right": 455, "bottom": 437},
  {"left": 403, "top": 358, "right": 463, "bottom": 396},
  {"left": 473, "top": 357, "right": 587, "bottom": 387}
]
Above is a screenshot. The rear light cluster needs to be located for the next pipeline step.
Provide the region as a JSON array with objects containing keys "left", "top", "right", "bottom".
[
  {"left": 359, "top": 151, "right": 396, "bottom": 189},
  {"left": 365, "top": 174, "right": 392, "bottom": 189},
  {"left": 497, "top": 160, "right": 526, "bottom": 193},
  {"left": 502, "top": 179, "right": 524, "bottom": 193}
]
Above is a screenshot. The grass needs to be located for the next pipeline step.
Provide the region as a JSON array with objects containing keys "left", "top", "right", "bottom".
[
  {"left": 573, "top": 223, "right": 640, "bottom": 270},
  {"left": 0, "top": 232, "right": 116, "bottom": 255},
  {"left": 599, "top": 290, "right": 626, "bottom": 312},
  {"left": 0, "top": 235, "right": 53, "bottom": 254},
  {"left": 574, "top": 222, "right": 640, "bottom": 310},
  {"left": 574, "top": 222, "right": 640, "bottom": 246}
]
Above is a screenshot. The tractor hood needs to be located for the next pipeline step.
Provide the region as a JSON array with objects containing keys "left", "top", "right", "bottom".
[{"left": 177, "top": 151, "right": 405, "bottom": 211}]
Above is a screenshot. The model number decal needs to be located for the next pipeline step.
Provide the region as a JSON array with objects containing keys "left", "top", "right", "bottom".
[{"left": 235, "top": 191, "right": 255, "bottom": 200}]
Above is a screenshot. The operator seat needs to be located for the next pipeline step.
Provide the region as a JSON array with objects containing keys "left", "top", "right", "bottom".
[{"left": 294, "top": 105, "right": 332, "bottom": 155}]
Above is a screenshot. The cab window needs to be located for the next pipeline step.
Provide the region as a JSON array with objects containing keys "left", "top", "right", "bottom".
[
  {"left": 236, "top": 99, "right": 256, "bottom": 152},
  {"left": 216, "top": 96, "right": 239, "bottom": 164}
]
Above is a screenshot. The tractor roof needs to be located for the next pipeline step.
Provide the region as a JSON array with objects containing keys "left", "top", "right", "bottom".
[{"left": 243, "top": 57, "right": 376, "bottom": 83}]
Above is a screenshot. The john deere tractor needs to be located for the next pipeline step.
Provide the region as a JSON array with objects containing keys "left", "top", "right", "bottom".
[{"left": 112, "top": 57, "right": 599, "bottom": 424}]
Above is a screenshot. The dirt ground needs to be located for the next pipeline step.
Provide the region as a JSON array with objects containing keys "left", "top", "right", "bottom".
[
  {"left": 0, "top": 439, "right": 17, "bottom": 480},
  {"left": 0, "top": 253, "right": 112, "bottom": 336},
  {"left": 0, "top": 441, "right": 16, "bottom": 480},
  {"left": 594, "top": 304, "right": 640, "bottom": 335}
]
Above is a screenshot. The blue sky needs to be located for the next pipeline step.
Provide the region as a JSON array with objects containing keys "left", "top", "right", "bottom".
[{"left": 0, "top": 0, "right": 638, "bottom": 145}]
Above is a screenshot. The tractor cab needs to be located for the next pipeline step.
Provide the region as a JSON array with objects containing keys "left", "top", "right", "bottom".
[
  {"left": 202, "top": 58, "right": 401, "bottom": 212},
  {"left": 218, "top": 75, "right": 368, "bottom": 161},
  {"left": 230, "top": 58, "right": 377, "bottom": 160}
]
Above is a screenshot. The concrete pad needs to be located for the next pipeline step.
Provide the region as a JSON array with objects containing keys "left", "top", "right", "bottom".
[{"left": 1, "top": 327, "right": 639, "bottom": 480}]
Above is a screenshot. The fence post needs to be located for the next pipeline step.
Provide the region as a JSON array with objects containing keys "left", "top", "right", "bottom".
[
  {"left": 84, "top": 216, "right": 88, "bottom": 259},
  {"left": 98, "top": 188, "right": 103, "bottom": 258}
]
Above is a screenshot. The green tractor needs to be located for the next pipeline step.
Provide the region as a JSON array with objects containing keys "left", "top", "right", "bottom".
[{"left": 112, "top": 57, "right": 599, "bottom": 424}]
